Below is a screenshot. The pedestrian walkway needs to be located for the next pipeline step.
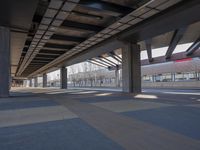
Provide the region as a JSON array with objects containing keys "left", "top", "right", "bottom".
[{"left": 0, "top": 87, "right": 200, "bottom": 150}]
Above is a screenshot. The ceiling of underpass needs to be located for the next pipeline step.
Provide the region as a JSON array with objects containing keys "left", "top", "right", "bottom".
[
  {"left": 16, "top": 0, "right": 152, "bottom": 77},
  {"left": 2, "top": 0, "right": 199, "bottom": 77}
]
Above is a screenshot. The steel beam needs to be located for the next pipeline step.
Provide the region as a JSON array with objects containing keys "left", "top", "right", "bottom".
[
  {"left": 91, "top": 58, "right": 110, "bottom": 67},
  {"left": 39, "top": 49, "right": 65, "bottom": 54},
  {"left": 62, "top": 20, "right": 104, "bottom": 32},
  {"left": 165, "top": 28, "right": 187, "bottom": 59},
  {"left": 64, "top": 39, "right": 124, "bottom": 67},
  {"left": 32, "top": 58, "right": 54, "bottom": 62},
  {"left": 111, "top": 52, "right": 122, "bottom": 61},
  {"left": 186, "top": 36, "right": 200, "bottom": 55},
  {"left": 36, "top": 54, "right": 59, "bottom": 58},
  {"left": 145, "top": 39, "right": 153, "bottom": 62},
  {"left": 38, "top": 53, "right": 61, "bottom": 56},
  {"left": 34, "top": 57, "right": 55, "bottom": 60},
  {"left": 51, "top": 34, "right": 86, "bottom": 42},
  {"left": 87, "top": 60, "right": 107, "bottom": 68},
  {"left": 119, "top": 0, "right": 200, "bottom": 42},
  {"left": 97, "top": 56, "right": 116, "bottom": 67},
  {"left": 44, "top": 43, "right": 74, "bottom": 50},
  {"left": 99, "top": 56, "right": 117, "bottom": 66},
  {"left": 108, "top": 52, "right": 122, "bottom": 63},
  {"left": 141, "top": 50, "right": 200, "bottom": 66},
  {"left": 41, "top": 47, "right": 68, "bottom": 51}
]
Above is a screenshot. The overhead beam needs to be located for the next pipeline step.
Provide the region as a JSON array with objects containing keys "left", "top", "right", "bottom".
[
  {"left": 33, "top": 58, "right": 54, "bottom": 61},
  {"left": 35, "top": 57, "right": 55, "bottom": 60},
  {"left": 90, "top": 50, "right": 200, "bottom": 71},
  {"left": 96, "top": 57, "right": 116, "bottom": 67},
  {"left": 91, "top": 58, "right": 110, "bottom": 67},
  {"left": 111, "top": 52, "right": 122, "bottom": 61},
  {"left": 38, "top": 53, "right": 60, "bottom": 56},
  {"left": 39, "top": 49, "right": 65, "bottom": 54},
  {"left": 29, "top": 62, "right": 47, "bottom": 64},
  {"left": 63, "top": 39, "right": 124, "bottom": 67},
  {"left": 62, "top": 20, "right": 104, "bottom": 32},
  {"left": 32, "top": 60, "right": 51, "bottom": 63},
  {"left": 145, "top": 39, "right": 153, "bottom": 62},
  {"left": 107, "top": 52, "right": 122, "bottom": 63},
  {"left": 44, "top": 43, "right": 74, "bottom": 50},
  {"left": 87, "top": 60, "right": 107, "bottom": 68},
  {"left": 28, "top": 39, "right": 124, "bottom": 77},
  {"left": 36, "top": 54, "right": 58, "bottom": 58},
  {"left": 119, "top": 0, "right": 200, "bottom": 42},
  {"left": 78, "top": 0, "right": 133, "bottom": 17},
  {"left": 142, "top": 50, "right": 200, "bottom": 66},
  {"left": 186, "top": 36, "right": 200, "bottom": 55},
  {"left": 42, "top": 47, "right": 68, "bottom": 51},
  {"left": 51, "top": 34, "right": 86, "bottom": 42},
  {"left": 99, "top": 56, "right": 117, "bottom": 66},
  {"left": 165, "top": 28, "right": 187, "bottom": 59}
]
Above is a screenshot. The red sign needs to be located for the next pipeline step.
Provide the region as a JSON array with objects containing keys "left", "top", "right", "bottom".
[{"left": 175, "top": 58, "right": 192, "bottom": 63}]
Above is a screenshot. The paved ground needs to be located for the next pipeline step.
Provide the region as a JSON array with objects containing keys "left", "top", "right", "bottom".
[{"left": 0, "top": 87, "right": 200, "bottom": 150}]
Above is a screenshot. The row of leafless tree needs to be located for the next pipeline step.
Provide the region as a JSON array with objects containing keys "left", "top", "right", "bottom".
[{"left": 68, "top": 62, "right": 117, "bottom": 87}]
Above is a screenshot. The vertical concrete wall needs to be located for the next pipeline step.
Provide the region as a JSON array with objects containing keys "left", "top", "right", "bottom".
[
  {"left": 60, "top": 67, "right": 67, "bottom": 89},
  {"left": 122, "top": 43, "right": 141, "bottom": 94},
  {"left": 43, "top": 74, "right": 47, "bottom": 87},
  {"left": 0, "top": 27, "right": 10, "bottom": 97}
]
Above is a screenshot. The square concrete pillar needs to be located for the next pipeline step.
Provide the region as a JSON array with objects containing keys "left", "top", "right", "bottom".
[
  {"left": 43, "top": 74, "right": 47, "bottom": 88},
  {"left": 122, "top": 43, "right": 141, "bottom": 94},
  {"left": 115, "top": 68, "right": 120, "bottom": 87},
  {"left": 60, "top": 67, "right": 67, "bottom": 89},
  {"left": 34, "top": 77, "right": 38, "bottom": 87},
  {"left": 0, "top": 27, "right": 10, "bottom": 97},
  {"left": 29, "top": 79, "right": 32, "bottom": 87}
]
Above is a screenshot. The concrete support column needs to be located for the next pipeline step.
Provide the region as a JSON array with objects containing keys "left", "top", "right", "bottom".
[
  {"left": 171, "top": 73, "right": 176, "bottom": 82},
  {"left": 60, "top": 67, "right": 67, "bottom": 89},
  {"left": 23, "top": 80, "right": 26, "bottom": 87},
  {"left": 0, "top": 27, "right": 10, "bottom": 97},
  {"left": 34, "top": 77, "right": 38, "bottom": 87},
  {"left": 29, "top": 79, "right": 32, "bottom": 87},
  {"left": 43, "top": 74, "right": 47, "bottom": 88},
  {"left": 195, "top": 72, "right": 198, "bottom": 81},
  {"left": 152, "top": 75, "right": 155, "bottom": 82},
  {"left": 115, "top": 67, "right": 120, "bottom": 87},
  {"left": 122, "top": 43, "right": 141, "bottom": 94}
]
